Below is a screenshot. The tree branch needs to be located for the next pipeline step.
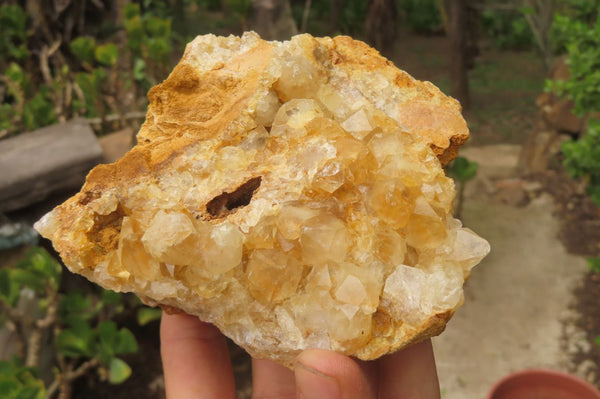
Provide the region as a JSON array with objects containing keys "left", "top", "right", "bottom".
[
  {"left": 46, "top": 357, "right": 101, "bottom": 399},
  {"left": 65, "top": 358, "right": 101, "bottom": 381},
  {"left": 26, "top": 287, "right": 59, "bottom": 367},
  {"left": 301, "top": 0, "right": 312, "bottom": 33}
]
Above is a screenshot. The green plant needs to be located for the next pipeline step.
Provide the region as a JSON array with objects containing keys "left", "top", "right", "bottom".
[
  {"left": 73, "top": 68, "right": 108, "bottom": 119},
  {"left": 338, "top": 0, "right": 369, "bottom": 35},
  {"left": 562, "top": 120, "right": 600, "bottom": 205},
  {"left": 290, "top": 0, "right": 369, "bottom": 36},
  {"left": 1, "top": 60, "right": 58, "bottom": 137},
  {"left": 481, "top": 7, "right": 535, "bottom": 50},
  {"left": 0, "top": 1, "right": 184, "bottom": 138},
  {"left": 0, "top": 356, "right": 46, "bottom": 399},
  {"left": 548, "top": 12, "right": 600, "bottom": 116},
  {"left": 548, "top": 7, "right": 600, "bottom": 356},
  {"left": 225, "top": 0, "right": 252, "bottom": 29},
  {"left": 0, "top": 4, "right": 29, "bottom": 67},
  {"left": 547, "top": 9, "right": 600, "bottom": 206},
  {"left": 70, "top": 37, "right": 96, "bottom": 67},
  {"left": 0, "top": 4, "right": 58, "bottom": 137},
  {"left": 447, "top": 156, "right": 478, "bottom": 218},
  {"left": 124, "top": 2, "right": 175, "bottom": 88},
  {"left": 589, "top": 254, "right": 600, "bottom": 273},
  {"left": 398, "top": 0, "right": 442, "bottom": 34},
  {"left": 0, "top": 247, "right": 140, "bottom": 398}
]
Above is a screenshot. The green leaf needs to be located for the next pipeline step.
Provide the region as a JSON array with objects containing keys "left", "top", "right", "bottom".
[
  {"left": 56, "top": 330, "right": 93, "bottom": 358},
  {"left": 136, "top": 307, "right": 162, "bottom": 326},
  {"left": 4, "top": 62, "right": 26, "bottom": 86},
  {"left": 519, "top": 5, "right": 535, "bottom": 15},
  {"left": 59, "top": 292, "right": 93, "bottom": 315},
  {"left": 0, "top": 5, "right": 27, "bottom": 40},
  {"left": 447, "top": 157, "right": 478, "bottom": 183},
  {"left": 116, "top": 328, "right": 138, "bottom": 354},
  {"left": 101, "top": 289, "right": 123, "bottom": 306},
  {"left": 124, "top": 2, "right": 140, "bottom": 19},
  {"left": 98, "top": 322, "right": 138, "bottom": 355},
  {"left": 94, "top": 43, "right": 118, "bottom": 67},
  {"left": 98, "top": 320, "right": 118, "bottom": 349},
  {"left": 0, "top": 359, "right": 18, "bottom": 375},
  {"left": 16, "top": 386, "right": 44, "bottom": 399},
  {"left": 8, "top": 43, "right": 28, "bottom": 61},
  {"left": 133, "top": 58, "right": 147, "bottom": 82},
  {"left": 70, "top": 36, "right": 96, "bottom": 64},
  {"left": 0, "top": 268, "right": 19, "bottom": 307},
  {"left": 22, "top": 90, "right": 57, "bottom": 131},
  {"left": 146, "top": 37, "right": 170, "bottom": 63},
  {"left": 0, "top": 358, "right": 46, "bottom": 399},
  {"left": 562, "top": 120, "right": 600, "bottom": 207},
  {"left": 58, "top": 292, "right": 101, "bottom": 326},
  {"left": 125, "top": 15, "right": 144, "bottom": 53},
  {"left": 10, "top": 269, "right": 44, "bottom": 292},
  {"left": 18, "top": 248, "right": 61, "bottom": 290},
  {"left": 74, "top": 69, "right": 107, "bottom": 118},
  {"left": 588, "top": 255, "right": 600, "bottom": 273},
  {"left": 56, "top": 321, "right": 95, "bottom": 358},
  {"left": 98, "top": 320, "right": 120, "bottom": 362},
  {"left": 225, "top": 0, "right": 251, "bottom": 16},
  {"left": 0, "top": 379, "right": 19, "bottom": 396},
  {"left": 144, "top": 16, "right": 171, "bottom": 38},
  {"left": 9, "top": 248, "right": 61, "bottom": 295},
  {"left": 108, "top": 358, "right": 131, "bottom": 384}
]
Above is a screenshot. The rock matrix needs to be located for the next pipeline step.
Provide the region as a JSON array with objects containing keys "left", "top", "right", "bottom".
[{"left": 35, "top": 32, "right": 490, "bottom": 366}]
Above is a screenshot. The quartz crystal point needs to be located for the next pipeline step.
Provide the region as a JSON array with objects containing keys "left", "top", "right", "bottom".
[{"left": 35, "top": 32, "right": 490, "bottom": 366}]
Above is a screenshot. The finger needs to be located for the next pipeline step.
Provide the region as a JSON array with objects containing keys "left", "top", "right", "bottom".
[
  {"left": 377, "top": 339, "right": 441, "bottom": 399},
  {"left": 294, "top": 349, "right": 377, "bottom": 399},
  {"left": 160, "top": 312, "right": 236, "bottom": 399},
  {"left": 251, "top": 358, "right": 296, "bottom": 399}
]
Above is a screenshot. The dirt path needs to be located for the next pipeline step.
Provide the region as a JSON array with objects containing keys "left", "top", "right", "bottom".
[{"left": 433, "top": 145, "right": 591, "bottom": 398}]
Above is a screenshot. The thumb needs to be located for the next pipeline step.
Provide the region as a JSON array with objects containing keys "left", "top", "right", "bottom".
[{"left": 294, "top": 349, "right": 376, "bottom": 399}]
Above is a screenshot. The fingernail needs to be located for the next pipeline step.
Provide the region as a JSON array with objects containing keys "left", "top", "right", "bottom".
[{"left": 295, "top": 362, "right": 341, "bottom": 399}]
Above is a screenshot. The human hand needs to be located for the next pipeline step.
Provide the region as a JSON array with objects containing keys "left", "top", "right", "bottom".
[{"left": 160, "top": 312, "right": 441, "bottom": 399}]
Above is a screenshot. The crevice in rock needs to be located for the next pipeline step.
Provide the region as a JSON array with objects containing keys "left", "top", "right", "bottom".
[
  {"left": 206, "top": 176, "right": 262, "bottom": 218},
  {"left": 85, "top": 204, "right": 125, "bottom": 253}
]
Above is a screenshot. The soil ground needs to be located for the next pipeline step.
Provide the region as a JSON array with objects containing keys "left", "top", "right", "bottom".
[{"left": 433, "top": 145, "right": 598, "bottom": 397}]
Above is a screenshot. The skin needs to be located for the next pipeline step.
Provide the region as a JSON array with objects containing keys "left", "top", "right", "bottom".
[{"left": 161, "top": 312, "right": 441, "bottom": 399}]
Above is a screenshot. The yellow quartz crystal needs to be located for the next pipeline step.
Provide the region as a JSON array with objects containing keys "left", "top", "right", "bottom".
[{"left": 35, "top": 32, "right": 489, "bottom": 366}]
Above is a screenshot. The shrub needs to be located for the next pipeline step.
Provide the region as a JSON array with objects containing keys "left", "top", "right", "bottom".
[
  {"left": 0, "top": 247, "right": 152, "bottom": 399},
  {"left": 481, "top": 7, "right": 535, "bottom": 50},
  {"left": 398, "top": 0, "right": 443, "bottom": 34},
  {"left": 547, "top": 8, "right": 600, "bottom": 207},
  {"left": 0, "top": 2, "right": 179, "bottom": 137},
  {"left": 562, "top": 121, "right": 600, "bottom": 205},
  {"left": 447, "top": 156, "right": 478, "bottom": 218}
]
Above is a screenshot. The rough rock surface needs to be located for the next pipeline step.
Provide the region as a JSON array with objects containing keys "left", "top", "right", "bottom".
[{"left": 35, "top": 32, "right": 489, "bottom": 367}]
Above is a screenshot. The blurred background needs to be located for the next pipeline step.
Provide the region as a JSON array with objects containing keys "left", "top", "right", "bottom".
[{"left": 0, "top": 0, "right": 599, "bottom": 398}]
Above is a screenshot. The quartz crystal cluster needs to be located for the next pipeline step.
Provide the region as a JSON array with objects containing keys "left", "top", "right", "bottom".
[{"left": 35, "top": 32, "right": 490, "bottom": 366}]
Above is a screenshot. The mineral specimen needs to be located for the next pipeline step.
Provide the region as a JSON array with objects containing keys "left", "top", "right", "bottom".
[{"left": 35, "top": 32, "right": 490, "bottom": 367}]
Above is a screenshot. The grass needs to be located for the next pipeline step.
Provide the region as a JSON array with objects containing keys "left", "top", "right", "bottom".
[
  {"left": 470, "top": 49, "right": 545, "bottom": 94},
  {"left": 466, "top": 48, "right": 545, "bottom": 145}
]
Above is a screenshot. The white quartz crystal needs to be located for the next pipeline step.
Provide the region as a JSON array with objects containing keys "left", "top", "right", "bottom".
[{"left": 34, "top": 32, "right": 489, "bottom": 366}]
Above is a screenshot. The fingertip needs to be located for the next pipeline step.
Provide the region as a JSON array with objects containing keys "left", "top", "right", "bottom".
[
  {"left": 160, "top": 311, "right": 222, "bottom": 342},
  {"left": 294, "top": 358, "right": 341, "bottom": 399},
  {"left": 294, "top": 349, "right": 376, "bottom": 399},
  {"left": 160, "top": 312, "right": 236, "bottom": 399},
  {"left": 252, "top": 358, "right": 295, "bottom": 398},
  {"left": 295, "top": 349, "right": 352, "bottom": 375},
  {"left": 378, "top": 339, "right": 441, "bottom": 399}
]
